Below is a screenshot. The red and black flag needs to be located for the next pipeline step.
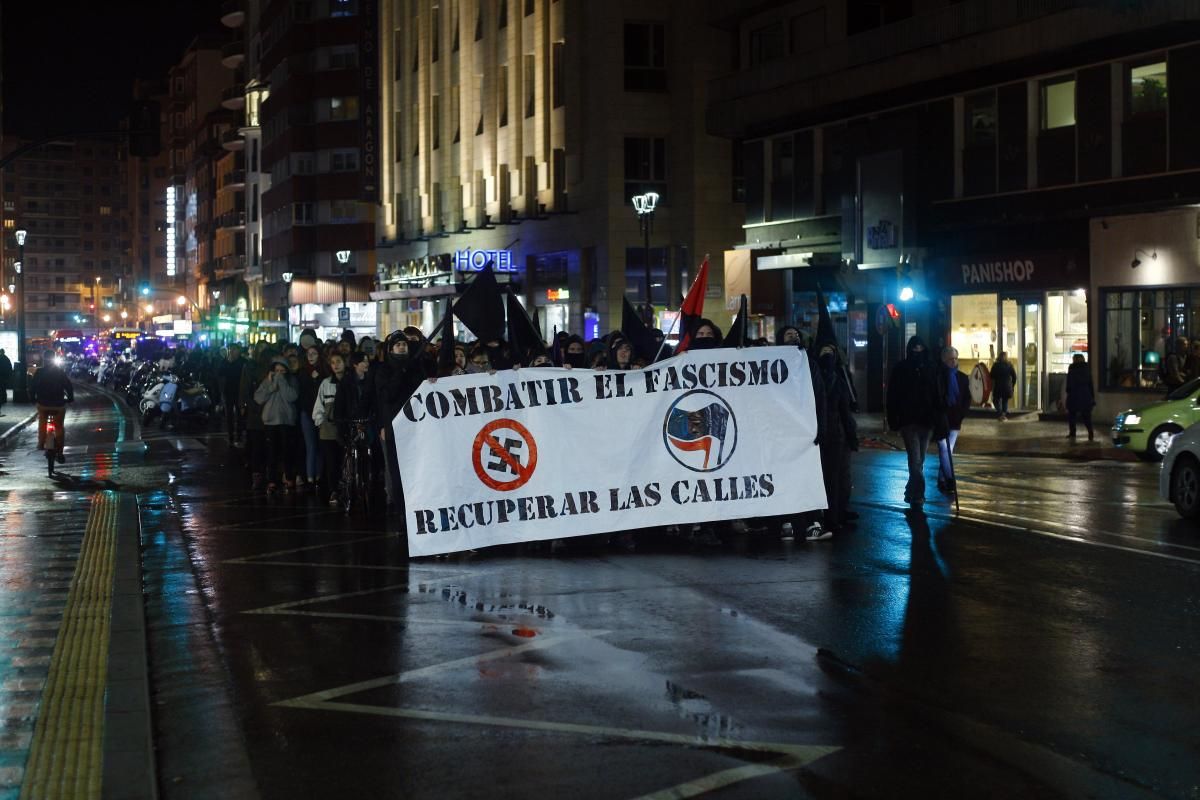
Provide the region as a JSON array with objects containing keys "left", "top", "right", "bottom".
[
  {"left": 674, "top": 257, "right": 710, "bottom": 355},
  {"left": 452, "top": 261, "right": 506, "bottom": 342},
  {"left": 723, "top": 294, "right": 749, "bottom": 348},
  {"left": 505, "top": 288, "right": 547, "bottom": 364},
  {"left": 621, "top": 296, "right": 657, "bottom": 362}
]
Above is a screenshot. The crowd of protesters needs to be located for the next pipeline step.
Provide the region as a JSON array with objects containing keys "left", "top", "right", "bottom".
[{"left": 185, "top": 314, "right": 867, "bottom": 543}]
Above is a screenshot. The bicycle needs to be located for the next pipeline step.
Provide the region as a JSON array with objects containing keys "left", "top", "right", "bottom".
[
  {"left": 341, "top": 419, "right": 376, "bottom": 515},
  {"left": 45, "top": 415, "right": 57, "bottom": 477}
]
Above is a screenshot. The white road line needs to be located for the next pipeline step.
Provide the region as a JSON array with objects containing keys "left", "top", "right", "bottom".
[
  {"left": 630, "top": 755, "right": 809, "bottom": 800},
  {"left": 280, "top": 700, "right": 840, "bottom": 764},
  {"left": 222, "top": 533, "right": 398, "bottom": 563},
  {"left": 240, "top": 577, "right": 470, "bottom": 614},
  {"left": 276, "top": 632, "right": 603, "bottom": 704}
]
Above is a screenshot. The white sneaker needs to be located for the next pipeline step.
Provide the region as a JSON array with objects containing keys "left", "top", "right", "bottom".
[{"left": 780, "top": 522, "right": 794, "bottom": 540}]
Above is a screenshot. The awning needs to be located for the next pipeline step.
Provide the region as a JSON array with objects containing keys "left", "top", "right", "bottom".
[
  {"left": 264, "top": 275, "right": 374, "bottom": 307},
  {"left": 371, "top": 284, "right": 459, "bottom": 301}
]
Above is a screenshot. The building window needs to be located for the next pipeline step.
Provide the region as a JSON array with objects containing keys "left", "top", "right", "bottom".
[
  {"left": 749, "top": 22, "right": 786, "bottom": 66},
  {"left": 624, "top": 22, "right": 667, "bottom": 93},
  {"left": 451, "top": 85, "right": 461, "bottom": 143},
  {"left": 498, "top": 66, "right": 509, "bottom": 127},
  {"left": 524, "top": 55, "right": 536, "bottom": 118},
  {"left": 452, "top": 0, "right": 460, "bottom": 52},
  {"left": 1129, "top": 61, "right": 1167, "bottom": 116},
  {"left": 293, "top": 203, "right": 315, "bottom": 224},
  {"left": 99, "top": 206, "right": 112, "bottom": 216},
  {"left": 1102, "top": 288, "right": 1200, "bottom": 390},
  {"left": 524, "top": 0, "right": 534, "bottom": 16},
  {"left": 432, "top": 94, "right": 442, "bottom": 150},
  {"left": 330, "top": 96, "right": 360, "bottom": 121},
  {"left": 1040, "top": 76, "right": 1076, "bottom": 130},
  {"left": 330, "top": 48, "right": 359, "bottom": 70},
  {"left": 475, "top": 3, "right": 484, "bottom": 40},
  {"left": 552, "top": 42, "right": 565, "bottom": 108},
  {"left": 847, "top": 0, "right": 914, "bottom": 36},
  {"left": 331, "top": 0, "right": 357, "bottom": 17},
  {"left": 963, "top": 90, "right": 997, "bottom": 196},
  {"left": 331, "top": 150, "right": 359, "bottom": 171},
  {"left": 499, "top": 0, "right": 508, "bottom": 28},
  {"left": 432, "top": 6, "right": 440, "bottom": 62},
  {"left": 624, "top": 136, "right": 667, "bottom": 201},
  {"left": 329, "top": 200, "right": 359, "bottom": 222}
]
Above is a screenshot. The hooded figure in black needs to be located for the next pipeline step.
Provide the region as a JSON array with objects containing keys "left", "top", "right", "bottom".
[
  {"left": 689, "top": 320, "right": 723, "bottom": 351},
  {"left": 377, "top": 331, "right": 427, "bottom": 515},
  {"left": 560, "top": 334, "right": 587, "bottom": 369},
  {"left": 887, "top": 335, "right": 945, "bottom": 509},
  {"left": 814, "top": 342, "right": 858, "bottom": 534},
  {"left": 769, "top": 326, "right": 829, "bottom": 539}
]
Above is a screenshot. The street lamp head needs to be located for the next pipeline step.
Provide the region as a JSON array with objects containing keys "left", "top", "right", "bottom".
[
  {"left": 15, "top": 230, "right": 26, "bottom": 246},
  {"left": 335, "top": 250, "right": 351, "bottom": 264},
  {"left": 144, "top": 303, "right": 155, "bottom": 314},
  {"left": 632, "top": 192, "right": 660, "bottom": 216},
  {"left": 176, "top": 295, "right": 187, "bottom": 306},
  {"left": 282, "top": 272, "right": 294, "bottom": 283},
  {"left": 12, "top": 262, "right": 20, "bottom": 275},
  {"left": 211, "top": 289, "right": 221, "bottom": 300},
  {"left": 120, "top": 310, "right": 129, "bottom": 320},
  {"left": 102, "top": 314, "right": 111, "bottom": 322},
  {"left": 8, "top": 284, "right": 14, "bottom": 295}
]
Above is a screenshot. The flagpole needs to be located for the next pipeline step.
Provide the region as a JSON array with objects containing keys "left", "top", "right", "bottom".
[{"left": 652, "top": 312, "right": 681, "bottom": 363}]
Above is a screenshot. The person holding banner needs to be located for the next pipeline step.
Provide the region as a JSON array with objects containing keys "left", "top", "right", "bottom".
[
  {"left": 815, "top": 343, "right": 857, "bottom": 536},
  {"left": 887, "top": 336, "right": 945, "bottom": 510},
  {"left": 775, "top": 325, "right": 829, "bottom": 540}
]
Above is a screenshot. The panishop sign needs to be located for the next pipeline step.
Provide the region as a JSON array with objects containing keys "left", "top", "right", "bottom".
[
  {"left": 392, "top": 347, "right": 825, "bottom": 556},
  {"left": 944, "top": 251, "right": 1084, "bottom": 291}
]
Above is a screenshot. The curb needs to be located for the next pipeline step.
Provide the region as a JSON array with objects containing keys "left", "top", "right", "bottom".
[{"left": 0, "top": 408, "right": 38, "bottom": 449}]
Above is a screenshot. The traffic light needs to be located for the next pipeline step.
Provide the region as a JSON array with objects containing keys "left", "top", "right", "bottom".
[
  {"left": 140, "top": 283, "right": 151, "bottom": 296},
  {"left": 129, "top": 100, "right": 161, "bottom": 158}
]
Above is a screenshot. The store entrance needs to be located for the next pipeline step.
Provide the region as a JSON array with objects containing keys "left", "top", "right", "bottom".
[{"left": 1000, "top": 296, "right": 1043, "bottom": 411}]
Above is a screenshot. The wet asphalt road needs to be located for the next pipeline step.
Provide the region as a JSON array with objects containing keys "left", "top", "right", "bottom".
[{"left": 2, "top": 388, "right": 1199, "bottom": 799}]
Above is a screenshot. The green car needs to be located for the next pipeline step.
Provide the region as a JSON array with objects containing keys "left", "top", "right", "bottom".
[{"left": 1111, "top": 377, "right": 1200, "bottom": 461}]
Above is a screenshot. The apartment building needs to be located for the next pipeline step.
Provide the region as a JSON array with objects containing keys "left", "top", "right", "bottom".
[
  {"left": 0, "top": 138, "right": 129, "bottom": 337},
  {"left": 374, "top": 0, "right": 743, "bottom": 339},
  {"left": 708, "top": 0, "right": 1200, "bottom": 416}
]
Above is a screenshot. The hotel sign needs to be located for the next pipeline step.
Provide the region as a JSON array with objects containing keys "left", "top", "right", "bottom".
[{"left": 452, "top": 248, "right": 517, "bottom": 272}]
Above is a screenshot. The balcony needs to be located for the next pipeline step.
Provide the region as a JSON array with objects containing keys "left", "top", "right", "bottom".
[
  {"left": 221, "top": 129, "right": 245, "bottom": 152},
  {"left": 221, "top": 84, "right": 246, "bottom": 110},
  {"left": 220, "top": 169, "right": 246, "bottom": 191},
  {"left": 216, "top": 211, "right": 247, "bottom": 232},
  {"left": 215, "top": 254, "right": 247, "bottom": 277},
  {"left": 220, "top": 0, "right": 245, "bottom": 28},
  {"left": 221, "top": 39, "right": 245, "bottom": 69}
]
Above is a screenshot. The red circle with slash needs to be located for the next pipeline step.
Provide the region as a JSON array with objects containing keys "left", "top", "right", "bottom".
[{"left": 472, "top": 418, "right": 539, "bottom": 491}]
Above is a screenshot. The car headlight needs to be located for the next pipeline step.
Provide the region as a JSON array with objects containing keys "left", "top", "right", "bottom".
[
  {"left": 1124, "top": 414, "right": 1141, "bottom": 426},
  {"left": 53, "top": 356, "right": 64, "bottom": 367}
]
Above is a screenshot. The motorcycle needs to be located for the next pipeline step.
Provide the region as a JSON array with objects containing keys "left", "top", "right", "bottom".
[{"left": 145, "top": 372, "right": 213, "bottom": 430}]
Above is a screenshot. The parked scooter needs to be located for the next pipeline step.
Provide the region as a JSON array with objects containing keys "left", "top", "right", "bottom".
[{"left": 154, "top": 372, "right": 213, "bottom": 430}]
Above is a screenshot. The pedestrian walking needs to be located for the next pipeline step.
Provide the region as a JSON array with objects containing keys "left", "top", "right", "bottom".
[
  {"left": 312, "top": 352, "right": 346, "bottom": 507},
  {"left": 1066, "top": 353, "right": 1096, "bottom": 441},
  {"left": 0, "top": 348, "right": 12, "bottom": 416},
  {"left": 1163, "top": 338, "right": 1187, "bottom": 391},
  {"left": 989, "top": 351, "right": 1017, "bottom": 420},
  {"left": 254, "top": 356, "right": 299, "bottom": 494},
  {"left": 220, "top": 344, "right": 247, "bottom": 445},
  {"left": 937, "top": 346, "right": 971, "bottom": 493},
  {"left": 887, "top": 336, "right": 944, "bottom": 510}
]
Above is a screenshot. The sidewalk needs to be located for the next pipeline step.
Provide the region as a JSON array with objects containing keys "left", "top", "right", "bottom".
[
  {"left": 857, "top": 411, "right": 1138, "bottom": 462},
  {"left": 0, "top": 400, "right": 38, "bottom": 448}
]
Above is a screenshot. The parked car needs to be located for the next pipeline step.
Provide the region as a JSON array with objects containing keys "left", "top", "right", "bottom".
[
  {"left": 1111, "top": 377, "right": 1200, "bottom": 461},
  {"left": 1160, "top": 423, "right": 1200, "bottom": 518}
]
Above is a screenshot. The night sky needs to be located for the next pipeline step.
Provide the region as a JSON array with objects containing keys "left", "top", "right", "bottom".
[{"left": 2, "top": 0, "right": 224, "bottom": 138}]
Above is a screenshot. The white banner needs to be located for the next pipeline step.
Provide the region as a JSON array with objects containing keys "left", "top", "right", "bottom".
[{"left": 393, "top": 346, "right": 825, "bottom": 556}]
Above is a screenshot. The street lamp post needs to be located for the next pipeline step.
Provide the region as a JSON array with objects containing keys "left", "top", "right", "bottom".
[
  {"left": 335, "top": 250, "right": 351, "bottom": 331},
  {"left": 13, "top": 229, "right": 29, "bottom": 402},
  {"left": 631, "top": 192, "right": 660, "bottom": 325},
  {"left": 281, "top": 272, "right": 294, "bottom": 343}
]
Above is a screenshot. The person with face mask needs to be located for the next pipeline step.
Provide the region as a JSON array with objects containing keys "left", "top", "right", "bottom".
[
  {"left": 813, "top": 343, "right": 858, "bottom": 537},
  {"left": 608, "top": 339, "right": 634, "bottom": 370},
  {"left": 561, "top": 335, "right": 586, "bottom": 369},
  {"left": 690, "top": 320, "right": 722, "bottom": 350},
  {"left": 769, "top": 326, "right": 828, "bottom": 540},
  {"left": 377, "top": 331, "right": 426, "bottom": 516},
  {"left": 887, "top": 335, "right": 945, "bottom": 510}
]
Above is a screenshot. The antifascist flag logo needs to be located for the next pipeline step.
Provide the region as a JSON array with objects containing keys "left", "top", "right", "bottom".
[{"left": 662, "top": 389, "right": 738, "bottom": 472}]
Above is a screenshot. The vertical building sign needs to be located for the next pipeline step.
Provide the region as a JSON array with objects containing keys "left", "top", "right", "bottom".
[
  {"left": 360, "top": 0, "right": 380, "bottom": 202},
  {"left": 857, "top": 150, "right": 903, "bottom": 269}
]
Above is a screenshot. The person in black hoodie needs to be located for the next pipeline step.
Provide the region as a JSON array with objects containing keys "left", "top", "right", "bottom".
[
  {"left": 771, "top": 326, "right": 829, "bottom": 540},
  {"left": 887, "top": 335, "right": 945, "bottom": 510},
  {"left": 814, "top": 342, "right": 857, "bottom": 536},
  {"left": 560, "top": 335, "right": 586, "bottom": 368},
  {"left": 689, "top": 320, "right": 723, "bottom": 350},
  {"left": 377, "top": 331, "right": 427, "bottom": 515}
]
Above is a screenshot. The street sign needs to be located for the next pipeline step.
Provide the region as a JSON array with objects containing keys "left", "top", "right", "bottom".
[{"left": 338, "top": 306, "right": 350, "bottom": 323}]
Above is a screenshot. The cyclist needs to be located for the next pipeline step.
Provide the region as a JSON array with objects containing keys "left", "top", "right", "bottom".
[{"left": 30, "top": 349, "right": 74, "bottom": 463}]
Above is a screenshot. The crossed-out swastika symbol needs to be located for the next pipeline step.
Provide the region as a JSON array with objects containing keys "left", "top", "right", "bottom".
[{"left": 472, "top": 418, "right": 538, "bottom": 491}]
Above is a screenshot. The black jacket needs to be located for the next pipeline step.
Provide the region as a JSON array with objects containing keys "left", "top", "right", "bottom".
[
  {"left": 1065, "top": 361, "right": 1095, "bottom": 411},
  {"left": 0, "top": 354, "right": 12, "bottom": 387},
  {"left": 941, "top": 368, "right": 971, "bottom": 431},
  {"left": 887, "top": 336, "right": 944, "bottom": 432},
  {"left": 30, "top": 365, "right": 74, "bottom": 406},
  {"left": 990, "top": 360, "right": 1017, "bottom": 400},
  {"left": 375, "top": 356, "right": 426, "bottom": 429},
  {"left": 334, "top": 368, "right": 376, "bottom": 428}
]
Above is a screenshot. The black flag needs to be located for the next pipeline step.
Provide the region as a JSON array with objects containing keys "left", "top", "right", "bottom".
[
  {"left": 505, "top": 289, "right": 547, "bottom": 363},
  {"left": 814, "top": 286, "right": 838, "bottom": 353},
  {"left": 621, "top": 296, "right": 657, "bottom": 362},
  {"left": 452, "top": 261, "right": 506, "bottom": 342},
  {"left": 723, "top": 294, "right": 750, "bottom": 348},
  {"left": 436, "top": 303, "right": 456, "bottom": 377}
]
